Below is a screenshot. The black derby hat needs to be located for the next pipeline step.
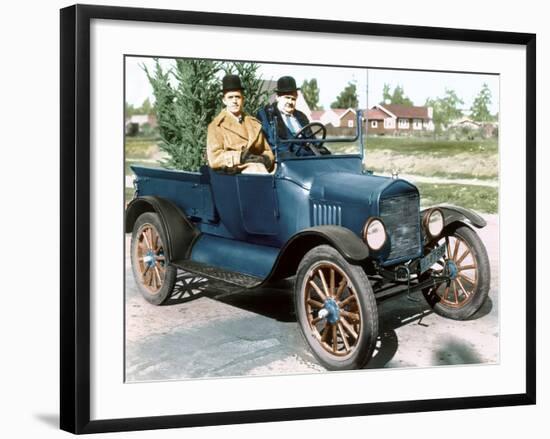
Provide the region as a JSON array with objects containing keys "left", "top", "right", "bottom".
[
  {"left": 222, "top": 74, "right": 243, "bottom": 93},
  {"left": 275, "top": 76, "right": 300, "bottom": 94}
]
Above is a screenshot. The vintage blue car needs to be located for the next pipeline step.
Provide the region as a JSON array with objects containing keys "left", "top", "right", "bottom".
[{"left": 125, "top": 113, "right": 490, "bottom": 371}]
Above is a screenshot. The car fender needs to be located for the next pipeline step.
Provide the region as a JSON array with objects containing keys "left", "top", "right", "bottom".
[
  {"left": 421, "top": 204, "right": 486, "bottom": 231},
  {"left": 125, "top": 196, "right": 200, "bottom": 261},
  {"left": 264, "top": 225, "right": 369, "bottom": 283}
]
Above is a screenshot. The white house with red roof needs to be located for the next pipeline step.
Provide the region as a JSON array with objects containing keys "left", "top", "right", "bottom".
[
  {"left": 308, "top": 104, "right": 433, "bottom": 135},
  {"left": 309, "top": 109, "right": 347, "bottom": 127},
  {"left": 366, "top": 104, "right": 434, "bottom": 135},
  {"left": 309, "top": 108, "right": 358, "bottom": 128}
]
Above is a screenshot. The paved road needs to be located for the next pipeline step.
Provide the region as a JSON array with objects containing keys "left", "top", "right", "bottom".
[{"left": 125, "top": 215, "right": 499, "bottom": 381}]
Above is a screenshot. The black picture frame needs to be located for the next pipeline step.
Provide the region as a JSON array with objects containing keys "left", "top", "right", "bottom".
[{"left": 60, "top": 4, "right": 536, "bottom": 434}]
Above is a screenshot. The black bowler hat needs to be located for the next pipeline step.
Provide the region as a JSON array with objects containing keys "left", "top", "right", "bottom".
[
  {"left": 222, "top": 74, "right": 243, "bottom": 93},
  {"left": 275, "top": 76, "right": 300, "bottom": 94}
]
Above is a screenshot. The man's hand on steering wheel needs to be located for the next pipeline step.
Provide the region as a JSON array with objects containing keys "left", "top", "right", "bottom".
[{"left": 294, "top": 122, "right": 329, "bottom": 156}]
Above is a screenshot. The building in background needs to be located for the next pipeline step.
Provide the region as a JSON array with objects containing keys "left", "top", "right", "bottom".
[{"left": 366, "top": 104, "right": 434, "bottom": 135}]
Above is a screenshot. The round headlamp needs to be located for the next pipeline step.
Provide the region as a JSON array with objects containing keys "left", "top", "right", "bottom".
[
  {"left": 426, "top": 208, "right": 444, "bottom": 238},
  {"left": 363, "top": 218, "right": 387, "bottom": 251}
]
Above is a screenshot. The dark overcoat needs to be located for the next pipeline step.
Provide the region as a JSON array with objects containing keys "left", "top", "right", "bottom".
[{"left": 256, "top": 103, "right": 315, "bottom": 157}]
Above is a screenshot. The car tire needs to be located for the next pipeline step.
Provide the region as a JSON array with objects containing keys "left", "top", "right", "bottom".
[
  {"left": 294, "top": 245, "right": 378, "bottom": 370},
  {"left": 422, "top": 224, "right": 491, "bottom": 320},
  {"left": 130, "top": 212, "right": 177, "bottom": 305}
]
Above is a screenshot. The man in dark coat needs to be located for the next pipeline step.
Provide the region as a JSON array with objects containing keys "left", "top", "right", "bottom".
[{"left": 257, "top": 76, "right": 322, "bottom": 157}]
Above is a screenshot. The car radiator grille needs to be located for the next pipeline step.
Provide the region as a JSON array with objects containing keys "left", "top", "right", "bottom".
[{"left": 379, "top": 193, "right": 421, "bottom": 263}]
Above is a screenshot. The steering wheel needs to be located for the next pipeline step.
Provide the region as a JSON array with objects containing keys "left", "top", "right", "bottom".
[{"left": 294, "top": 122, "right": 327, "bottom": 156}]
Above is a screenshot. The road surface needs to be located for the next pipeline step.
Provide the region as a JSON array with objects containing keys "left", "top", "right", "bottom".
[{"left": 125, "top": 215, "right": 499, "bottom": 381}]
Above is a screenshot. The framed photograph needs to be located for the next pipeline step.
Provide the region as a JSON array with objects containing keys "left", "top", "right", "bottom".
[{"left": 60, "top": 4, "right": 536, "bottom": 434}]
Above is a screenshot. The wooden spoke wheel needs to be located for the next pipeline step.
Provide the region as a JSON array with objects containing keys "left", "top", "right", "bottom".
[
  {"left": 295, "top": 245, "right": 378, "bottom": 370},
  {"left": 130, "top": 212, "right": 176, "bottom": 305},
  {"left": 422, "top": 225, "right": 490, "bottom": 320},
  {"left": 304, "top": 263, "right": 362, "bottom": 357}
]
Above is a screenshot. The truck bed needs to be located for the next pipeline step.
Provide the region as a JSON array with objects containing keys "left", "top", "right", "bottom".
[{"left": 131, "top": 165, "right": 217, "bottom": 223}]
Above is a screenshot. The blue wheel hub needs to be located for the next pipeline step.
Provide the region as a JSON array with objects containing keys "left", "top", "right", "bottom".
[
  {"left": 143, "top": 250, "right": 156, "bottom": 268},
  {"left": 446, "top": 260, "right": 458, "bottom": 280},
  {"left": 323, "top": 298, "right": 340, "bottom": 324}
]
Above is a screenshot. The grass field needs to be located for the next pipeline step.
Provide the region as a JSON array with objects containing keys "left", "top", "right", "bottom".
[
  {"left": 365, "top": 136, "right": 498, "bottom": 156},
  {"left": 125, "top": 136, "right": 163, "bottom": 159},
  {"left": 365, "top": 150, "right": 498, "bottom": 180},
  {"left": 125, "top": 135, "right": 499, "bottom": 213},
  {"left": 330, "top": 137, "right": 498, "bottom": 180},
  {"left": 417, "top": 182, "right": 498, "bottom": 214}
]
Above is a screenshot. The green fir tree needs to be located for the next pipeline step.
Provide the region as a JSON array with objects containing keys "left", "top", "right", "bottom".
[
  {"left": 380, "top": 84, "right": 413, "bottom": 106},
  {"left": 381, "top": 83, "right": 392, "bottom": 104},
  {"left": 144, "top": 58, "right": 221, "bottom": 171},
  {"left": 140, "top": 98, "right": 153, "bottom": 115},
  {"left": 301, "top": 79, "right": 322, "bottom": 110},
  {"left": 331, "top": 81, "right": 358, "bottom": 108},
  {"left": 144, "top": 59, "right": 269, "bottom": 171},
  {"left": 390, "top": 85, "right": 413, "bottom": 106},
  {"left": 470, "top": 83, "right": 493, "bottom": 122}
]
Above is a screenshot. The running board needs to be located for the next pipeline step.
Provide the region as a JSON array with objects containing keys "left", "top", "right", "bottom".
[{"left": 171, "top": 259, "right": 262, "bottom": 289}]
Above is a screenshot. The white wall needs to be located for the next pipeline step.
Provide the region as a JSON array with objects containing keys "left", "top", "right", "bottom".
[{"left": 0, "top": 0, "right": 546, "bottom": 438}]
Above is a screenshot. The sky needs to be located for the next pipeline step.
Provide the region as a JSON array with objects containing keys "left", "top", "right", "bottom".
[{"left": 125, "top": 56, "right": 499, "bottom": 115}]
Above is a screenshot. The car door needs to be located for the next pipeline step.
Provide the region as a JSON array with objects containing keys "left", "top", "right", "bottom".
[
  {"left": 208, "top": 169, "right": 279, "bottom": 239},
  {"left": 236, "top": 173, "right": 279, "bottom": 236}
]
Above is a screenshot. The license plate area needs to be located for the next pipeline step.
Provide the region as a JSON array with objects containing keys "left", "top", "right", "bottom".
[{"left": 419, "top": 244, "right": 446, "bottom": 274}]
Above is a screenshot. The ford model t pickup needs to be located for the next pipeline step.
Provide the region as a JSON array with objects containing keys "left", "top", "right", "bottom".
[{"left": 125, "top": 112, "right": 490, "bottom": 370}]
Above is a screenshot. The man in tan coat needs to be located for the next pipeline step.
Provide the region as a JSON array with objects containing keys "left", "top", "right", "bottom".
[{"left": 207, "top": 75, "right": 274, "bottom": 174}]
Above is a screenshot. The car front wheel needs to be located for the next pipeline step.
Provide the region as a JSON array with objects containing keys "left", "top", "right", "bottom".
[
  {"left": 422, "top": 224, "right": 490, "bottom": 320},
  {"left": 294, "top": 245, "right": 378, "bottom": 370}
]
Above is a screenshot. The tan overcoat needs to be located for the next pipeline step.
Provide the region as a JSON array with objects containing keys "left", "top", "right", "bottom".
[{"left": 206, "top": 110, "right": 274, "bottom": 172}]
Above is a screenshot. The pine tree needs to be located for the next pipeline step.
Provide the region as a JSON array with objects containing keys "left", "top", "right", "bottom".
[
  {"left": 125, "top": 102, "right": 136, "bottom": 117},
  {"left": 331, "top": 82, "right": 358, "bottom": 108},
  {"left": 124, "top": 98, "right": 154, "bottom": 117},
  {"left": 379, "top": 84, "right": 413, "bottom": 106},
  {"left": 381, "top": 83, "right": 391, "bottom": 104},
  {"left": 470, "top": 83, "right": 493, "bottom": 122},
  {"left": 140, "top": 98, "right": 153, "bottom": 115},
  {"left": 144, "top": 58, "right": 222, "bottom": 171},
  {"left": 144, "top": 59, "right": 269, "bottom": 171},
  {"left": 301, "top": 79, "right": 322, "bottom": 110},
  {"left": 391, "top": 85, "right": 413, "bottom": 106},
  {"left": 143, "top": 59, "right": 178, "bottom": 153}
]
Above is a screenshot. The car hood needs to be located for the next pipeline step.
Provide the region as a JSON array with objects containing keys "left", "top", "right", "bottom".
[{"left": 309, "top": 172, "right": 418, "bottom": 206}]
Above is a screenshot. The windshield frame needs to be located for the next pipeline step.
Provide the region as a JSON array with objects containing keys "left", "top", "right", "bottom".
[{"left": 273, "top": 110, "right": 365, "bottom": 162}]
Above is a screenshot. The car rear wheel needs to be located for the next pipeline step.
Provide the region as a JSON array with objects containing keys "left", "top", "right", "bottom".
[
  {"left": 422, "top": 224, "right": 490, "bottom": 320},
  {"left": 295, "top": 245, "right": 378, "bottom": 370},
  {"left": 131, "top": 212, "right": 177, "bottom": 305}
]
